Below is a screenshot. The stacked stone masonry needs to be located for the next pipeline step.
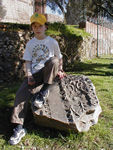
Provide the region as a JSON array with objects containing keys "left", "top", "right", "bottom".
[{"left": 0, "top": 28, "right": 97, "bottom": 82}]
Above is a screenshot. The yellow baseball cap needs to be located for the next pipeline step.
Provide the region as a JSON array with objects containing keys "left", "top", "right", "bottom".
[{"left": 30, "top": 13, "right": 47, "bottom": 25}]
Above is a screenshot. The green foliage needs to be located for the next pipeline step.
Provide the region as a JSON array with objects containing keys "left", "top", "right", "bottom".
[
  {"left": 0, "top": 56, "right": 113, "bottom": 150},
  {"left": 47, "top": 0, "right": 113, "bottom": 23},
  {"left": 85, "top": 0, "right": 113, "bottom": 17}
]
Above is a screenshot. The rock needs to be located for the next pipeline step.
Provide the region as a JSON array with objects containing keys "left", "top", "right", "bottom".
[{"left": 31, "top": 75, "right": 102, "bottom": 132}]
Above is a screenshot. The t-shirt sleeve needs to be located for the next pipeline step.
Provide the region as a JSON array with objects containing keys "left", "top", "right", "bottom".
[
  {"left": 53, "top": 40, "right": 62, "bottom": 59},
  {"left": 23, "top": 42, "right": 32, "bottom": 61}
]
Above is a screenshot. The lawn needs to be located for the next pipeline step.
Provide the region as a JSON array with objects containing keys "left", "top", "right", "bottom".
[{"left": 0, "top": 56, "right": 113, "bottom": 150}]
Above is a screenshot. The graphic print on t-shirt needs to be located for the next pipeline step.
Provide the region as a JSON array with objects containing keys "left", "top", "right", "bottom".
[{"left": 32, "top": 44, "right": 49, "bottom": 70}]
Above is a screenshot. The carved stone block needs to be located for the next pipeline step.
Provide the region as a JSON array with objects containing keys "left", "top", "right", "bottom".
[{"left": 31, "top": 75, "right": 102, "bottom": 132}]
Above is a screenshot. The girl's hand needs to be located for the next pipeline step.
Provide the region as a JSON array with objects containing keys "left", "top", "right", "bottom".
[
  {"left": 28, "top": 75, "right": 35, "bottom": 85},
  {"left": 57, "top": 70, "right": 66, "bottom": 79}
]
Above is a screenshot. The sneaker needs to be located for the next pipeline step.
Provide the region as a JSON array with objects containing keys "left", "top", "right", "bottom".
[
  {"left": 9, "top": 127, "right": 27, "bottom": 145},
  {"left": 33, "top": 89, "right": 49, "bottom": 109},
  {"left": 42, "top": 89, "right": 49, "bottom": 99}
]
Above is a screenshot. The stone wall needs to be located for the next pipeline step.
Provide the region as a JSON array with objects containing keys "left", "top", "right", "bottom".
[
  {"left": 45, "top": 14, "right": 64, "bottom": 23},
  {"left": 0, "top": 28, "right": 96, "bottom": 82},
  {"left": 85, "top": 21, "right": 113, "bottom": 55},
  {"left": 0, "top": 30, "right": 31, "bottom": 82},
  {"left": 0, "top": 0, "right": 34, "bottom": 24},
  {"left": 0, "top": 0, "right": 63, "bottom": 24}
]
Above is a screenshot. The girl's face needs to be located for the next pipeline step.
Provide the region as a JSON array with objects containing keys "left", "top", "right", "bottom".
[{"left": 32, "top": 22, "right": 46, "bottom": 39}]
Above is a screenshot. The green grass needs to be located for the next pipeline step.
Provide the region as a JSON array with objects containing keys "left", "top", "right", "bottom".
[
  {"left": 1, "top": 22, "right": 90, "bottom": 38},
  {"left": 0, "top": 56, "right": 113, "bottom": 150},
  {"left": 46, "top": 22, "right": 90, "bottom": 38}
]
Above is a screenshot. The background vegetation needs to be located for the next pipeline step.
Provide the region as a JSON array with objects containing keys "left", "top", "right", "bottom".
[{"left": 47, "top": 0, "right": 113, "bottom": 24}]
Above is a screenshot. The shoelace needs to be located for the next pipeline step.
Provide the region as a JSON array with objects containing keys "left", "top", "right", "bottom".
[
  {"left": 36, "top": 93, "right": 43, "bottom": 102},
  {"left": 12, "top": 128, "right": 19, "bottom": 138}
]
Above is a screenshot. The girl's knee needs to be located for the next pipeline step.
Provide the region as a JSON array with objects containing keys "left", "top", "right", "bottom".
[
  {"left": 45, "top": 57, "right": 59, "bottom": 66},
  {"left": 50, "top": 57, "right": 59, "bottom": 66}
]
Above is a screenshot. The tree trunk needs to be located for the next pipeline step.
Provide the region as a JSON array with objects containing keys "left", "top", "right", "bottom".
[{"left": 65, "top": 0, "right": 85, "bottom": 25}]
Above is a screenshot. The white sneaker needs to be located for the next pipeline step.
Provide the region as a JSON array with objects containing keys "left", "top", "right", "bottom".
[
  {"left": 33, "top": 90, "right": 49, "bottom": 108},
  {"left": 9, "top": 128, "right": 27, "bottom": 145}
]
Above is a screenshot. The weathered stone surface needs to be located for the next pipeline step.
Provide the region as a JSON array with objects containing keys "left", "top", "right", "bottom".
[
  {"left": 0, "top": 0, "right": 33, "bottom": 24},
  {"left": 31, "top": 75, "right": 102, "bottom": 132}
]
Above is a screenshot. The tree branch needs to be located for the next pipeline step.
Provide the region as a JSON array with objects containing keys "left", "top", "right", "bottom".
[{"left": 54, "top": 0, "right": 65, "bottom": 14}]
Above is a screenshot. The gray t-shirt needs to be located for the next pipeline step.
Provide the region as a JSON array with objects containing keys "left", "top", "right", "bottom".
[{"left": 23, "top": 36, "right": 62, "bottom": 74}]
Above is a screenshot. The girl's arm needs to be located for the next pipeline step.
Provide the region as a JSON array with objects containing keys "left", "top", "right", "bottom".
[
  {"left": 25, "top": 61, "right": 35, "bottom": 85},
  {"left": 59, "top": 58, "right": 63, "bottom": 71},
  {"left": 58, "top": 58, "right": 66, "bottom": 79}
]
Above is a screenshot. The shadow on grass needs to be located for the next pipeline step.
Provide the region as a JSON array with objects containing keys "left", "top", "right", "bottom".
[
  {"left": 0, "top": 103, "right": 79, "bottom": 145},
  {"left": 0, "top": 84, "right": 77, "bottom": 145},
  {"left": 66, "top": 62, "right": 113, "bottom": 76},
  {"left": 0, "top": 82, "right": 83, "bottom": 145}
]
